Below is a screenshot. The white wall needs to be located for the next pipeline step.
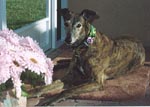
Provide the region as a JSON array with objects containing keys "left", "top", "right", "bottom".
[{"left": 69, "top": 0, "right": 150, "bottom": 47}]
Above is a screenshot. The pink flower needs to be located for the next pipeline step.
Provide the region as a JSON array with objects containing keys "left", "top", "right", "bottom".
[
  {"left": 19, "top": 37, "right": 45, "bottom": 57},
  {"left": 46, "top": 58, "right": 54, "bottom": 71},
  {"left": 0, "top": 29, "right": 20, "bottom": 46},
  {"left": 87, "top": 37, "right": 94, "bottom": 44},
  {"left": 0, "top": 29, "right": 54, "bottom": 98},
  {"left": 20, "top": 51, "right": 47, "bottom": 74},
  {"left": 44, "top": 58, "right": 54, "bottom": 84},
  {"left": 11, "top": 77, "right": 22, "bottom": 98},
  {"left": 10, "top": 60, "right": 25, "bottom": 77},
  {"left": 0, "top": 55, "right": 11, "bottom": 84}
]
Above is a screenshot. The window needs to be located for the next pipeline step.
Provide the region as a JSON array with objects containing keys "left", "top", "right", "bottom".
[{"left": 6, "top": 0, "right": 46, "bottom": 30}]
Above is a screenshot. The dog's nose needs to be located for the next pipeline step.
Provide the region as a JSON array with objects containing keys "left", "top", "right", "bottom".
[
  {"left": 65, "top": 33, "right": 71, "bottom": 44},
  {"left": 65, "top": 37, "right": 71, "bottom": 44}
]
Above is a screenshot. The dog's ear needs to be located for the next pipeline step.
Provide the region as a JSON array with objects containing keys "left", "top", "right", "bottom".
[
  {"left": 58, "top": 8, "right": 73, "bottom": 21},
  {"left": 80, "top": 9, "right": 99, "bottom": 23}
]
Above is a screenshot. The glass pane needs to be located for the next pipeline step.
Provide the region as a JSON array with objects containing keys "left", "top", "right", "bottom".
[{"left": 6, "top": 0, "right": 46, "bottom": 30}]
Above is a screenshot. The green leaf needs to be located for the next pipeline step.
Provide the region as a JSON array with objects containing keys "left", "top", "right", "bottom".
[{"left": 21, "top": 90, "right": 29, "bottom": 97}]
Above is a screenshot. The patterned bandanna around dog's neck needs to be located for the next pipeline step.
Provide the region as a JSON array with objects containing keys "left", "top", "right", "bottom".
[{"left": 86, "top": 25, "right": 96, "bottom": 44}]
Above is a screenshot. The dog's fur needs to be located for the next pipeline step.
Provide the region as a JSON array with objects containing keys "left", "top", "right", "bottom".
[{"left": 40, "top": 8, "right": 145, "bottom": 105}]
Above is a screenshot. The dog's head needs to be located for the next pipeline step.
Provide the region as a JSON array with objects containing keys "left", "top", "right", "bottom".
[{"left": 58, "top": 8, "right": 99, "bottom": 47}]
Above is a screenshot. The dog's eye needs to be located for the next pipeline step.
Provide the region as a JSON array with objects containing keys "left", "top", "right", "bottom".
[
  {"left": 64, "top": 22, "right": 69, "bottom": 27},
  {"left": 76, "top": 24, "right": 81, "bottom": 28}
]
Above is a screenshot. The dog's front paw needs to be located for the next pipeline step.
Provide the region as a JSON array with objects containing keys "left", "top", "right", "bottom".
[
  {"left": 37, "top": 93, "right": 67, "bottom": 106},
  {"left": 99, "top": 84, "right": 104, "bottom": 90}
]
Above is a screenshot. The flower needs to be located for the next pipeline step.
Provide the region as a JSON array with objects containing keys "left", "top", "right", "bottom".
[
  {"left": 46, "top": 58, "right": 54, "bottom": 71},
  {"left": 20, "top": 51, "right": 48, "bottom": 75},
  {"left": 87, "top": 37, "right": 94, "bottom": 44},
  {"left": 0, "top": 54, "right": 11, "bottom": 84},
  {"left": 19, "top": 36, "right": 45, "bottom": 57},
  {"left": 0, "top": 29, "right": 54, "bottom": 98},
  {"left": 45, "top": 58, "right": 54, "bottom": 84},
  {"left": 0, "top": 29, "right": 20, "bottom": 46},
  {"left": 11, "top": 77, "right": 22, "bottom": 98}
]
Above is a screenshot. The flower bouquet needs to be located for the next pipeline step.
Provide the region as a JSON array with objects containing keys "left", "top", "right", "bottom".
[{"left": 0, "top": 29, "right": 54, "bottom": 98}]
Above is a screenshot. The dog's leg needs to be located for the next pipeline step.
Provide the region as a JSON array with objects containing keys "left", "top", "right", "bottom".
[
  {"left": 62, "top": 61, "right": 75, "bottom": 81},
  {"left": 37, "top": 81, "right": 102, "bottom": 106},
  {"left": 95, "top": 70, "right": 108, "bottom": 89},
  {"left": 61, "top": 56, "right": 81, "bottom": 87},
  {"left": 39, "top": 67, "right": 106, "bottom": 105},
  {"left": 54, "top": 59, "right": 71, "bottom": 70}
]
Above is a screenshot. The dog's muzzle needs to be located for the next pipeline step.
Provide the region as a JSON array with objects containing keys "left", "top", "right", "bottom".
[{"left": 65, "top": 33, "right": 72, "bottom": 45}]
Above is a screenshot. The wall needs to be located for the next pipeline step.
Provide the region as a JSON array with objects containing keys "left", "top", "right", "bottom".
[{"left": 68, "top": 0, "right": 150, "bottom": 46}]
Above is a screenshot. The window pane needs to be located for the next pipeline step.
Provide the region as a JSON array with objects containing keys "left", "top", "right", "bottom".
[{"left": 6, "top": 0, "right": 46, "bottom": 30}]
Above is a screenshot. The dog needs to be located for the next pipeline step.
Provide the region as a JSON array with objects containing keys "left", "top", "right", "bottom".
[{"left": 39, "top": 8, "right": 145, "bottom": 105}]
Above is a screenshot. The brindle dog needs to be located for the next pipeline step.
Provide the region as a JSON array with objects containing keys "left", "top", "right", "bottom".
[{"left": 39, "top": 8, "right": 145, "bottom": 105}]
